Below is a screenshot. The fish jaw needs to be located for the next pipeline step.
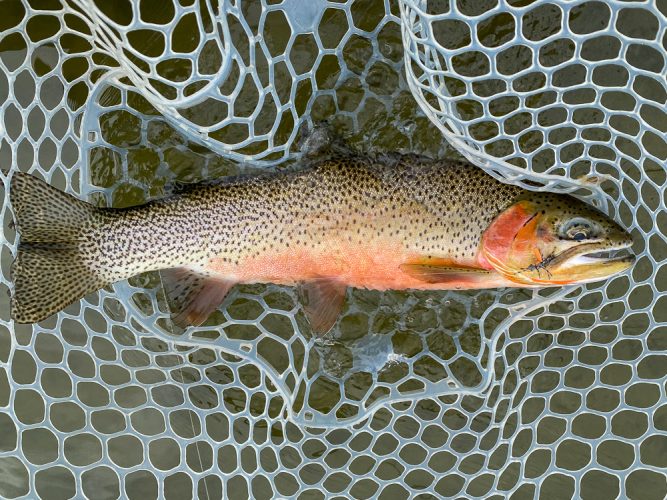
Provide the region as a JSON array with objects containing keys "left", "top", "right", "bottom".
[{"left": 519, "top": 241, "right": 636, "bottom": 285}]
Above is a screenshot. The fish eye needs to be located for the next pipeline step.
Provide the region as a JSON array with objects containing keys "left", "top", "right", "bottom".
[{"left": 560, "top": 217, "right": 594, "bottom": 241}]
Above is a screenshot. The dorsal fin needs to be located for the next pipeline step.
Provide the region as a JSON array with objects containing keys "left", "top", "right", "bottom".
[
  {"left": 298, "top": 279, "right": 347, "bottom": 336},
  {"left": 163, "top": 178, "right": 224, "bottom": 196},
  {"left": 159, "top": 267, "right": 235, "bottom": 329}
]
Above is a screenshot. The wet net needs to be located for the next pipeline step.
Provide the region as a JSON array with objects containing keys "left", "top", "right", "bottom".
[{"left": 0, "top": 0, "right": 665, "bottom": 498}]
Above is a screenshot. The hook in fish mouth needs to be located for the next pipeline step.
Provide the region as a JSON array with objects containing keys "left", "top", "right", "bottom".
[{"left": 513, "top": 240, "right": 635, "bottom": 286}]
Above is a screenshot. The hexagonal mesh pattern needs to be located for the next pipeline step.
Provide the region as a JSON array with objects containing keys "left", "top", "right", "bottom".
[{"left": 0, "top": 0, "right": 665, "bottom": 499}]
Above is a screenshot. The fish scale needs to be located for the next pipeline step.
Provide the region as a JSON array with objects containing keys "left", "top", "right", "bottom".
[
  {"left": 91, "top": 156, "right": 516, "bottom": 278},
  {"left": 9, "top": 153, "right": 633, "bottom": 332}
]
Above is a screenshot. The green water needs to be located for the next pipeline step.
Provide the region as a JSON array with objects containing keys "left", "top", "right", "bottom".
[{"left": 1, "top": 0, "right": 666, "bottom": 498}]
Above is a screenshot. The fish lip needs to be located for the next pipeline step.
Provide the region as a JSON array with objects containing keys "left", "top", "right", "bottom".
[
  {"left": 549, "top": 240, "right": 635, "bottom": 269},
  {"left": 581, "top": 250, "right": 635, "bottom": 263}
]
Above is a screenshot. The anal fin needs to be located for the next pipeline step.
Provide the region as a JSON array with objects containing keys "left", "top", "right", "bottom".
[
  {"left": 160, "top": 267, "right": 235, "bottom": 329},
  {"left": 298, "top": 279, "right": 347, "bottom": 336}
]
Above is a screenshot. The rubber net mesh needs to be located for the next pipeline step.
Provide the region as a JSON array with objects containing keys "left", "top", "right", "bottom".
[{"left": 0, "top": 0, "right": 666, "bottom": 498}]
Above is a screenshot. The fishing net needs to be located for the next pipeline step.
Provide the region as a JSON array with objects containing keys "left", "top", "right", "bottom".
[{"left": 0, "top": 0, "right": 665, "bottom": 498}]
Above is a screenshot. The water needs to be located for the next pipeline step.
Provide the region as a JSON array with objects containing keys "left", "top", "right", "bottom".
[{"left": 1, "top": 0, "right": 666, "bottom": 498}]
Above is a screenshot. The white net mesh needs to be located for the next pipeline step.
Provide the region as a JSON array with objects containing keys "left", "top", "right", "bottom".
[{"left": 1, "top": 0, "right": 666, "bottom": 498}]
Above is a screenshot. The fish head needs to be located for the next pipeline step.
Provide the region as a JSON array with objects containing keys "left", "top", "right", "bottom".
[{"left": 480, "top": 193, "right": 635, "bottom": 286}]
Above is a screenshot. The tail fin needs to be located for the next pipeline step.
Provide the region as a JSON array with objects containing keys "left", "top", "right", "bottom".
[
  {"left": 10, "top": 172, "right": 98, "bottom": 242},
  {"left": 9, "top": 173, "right": 108, "bottom": 323}
]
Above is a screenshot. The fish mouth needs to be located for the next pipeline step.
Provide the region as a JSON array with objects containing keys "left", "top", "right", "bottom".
[
  {"left": 511, "top": 240, "right": 636, "bottom": 286},
  {"left": 572, "top": 249, "right": 635, "bottom": 265},
  {"left": 549, "top": 240, "right": 635, "bottom": 273}
]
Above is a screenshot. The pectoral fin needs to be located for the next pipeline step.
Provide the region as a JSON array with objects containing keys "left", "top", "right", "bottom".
[
  {"left": 160, "top": 267, "right": 235, "bottom": 329},
  {"left": 298, "top": 279, "right": 347, "bottom": 336},
  {"left": 400, "top": 262, "right": 493, "bottom": 284}
]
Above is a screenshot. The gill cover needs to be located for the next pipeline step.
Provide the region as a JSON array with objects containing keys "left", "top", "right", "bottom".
[{"left": 480, "top": 200, "right": 540, "bottom": 285}]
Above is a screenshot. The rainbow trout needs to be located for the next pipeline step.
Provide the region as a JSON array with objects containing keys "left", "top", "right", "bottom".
[{"left": 10, "top": 155, "right": 634, "bottom": 333}]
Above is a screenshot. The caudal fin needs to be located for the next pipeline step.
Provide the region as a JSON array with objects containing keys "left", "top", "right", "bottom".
[
  {"left": 9, "top": 172, "right": 108, "bottom": 323},
  {"left": 10, "top": 172, "right": 98, "bottom": 242}
]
